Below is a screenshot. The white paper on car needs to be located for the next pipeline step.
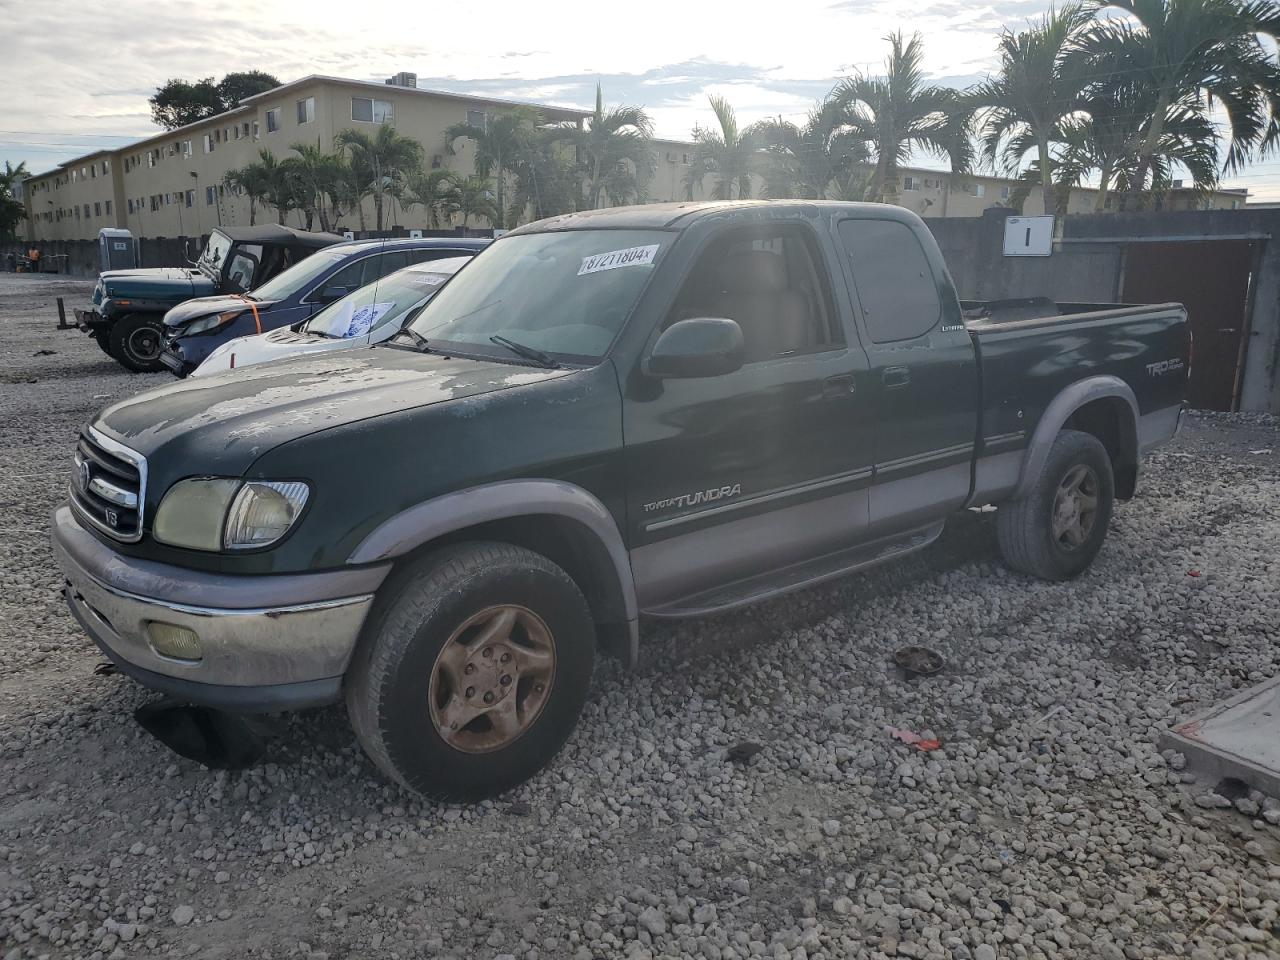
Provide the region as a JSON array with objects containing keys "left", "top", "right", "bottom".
[{"left": 578, "top": 244, "right": 660, "bottom": 276}]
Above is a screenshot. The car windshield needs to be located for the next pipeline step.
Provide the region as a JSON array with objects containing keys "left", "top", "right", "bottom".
[
  {"left": 198, "top": 231, "right": 233, "bottom": 274},
  {"left": 407, "top": 229, "right": 669, "bottom": 361},
  {"left": 250, "top": 246, "right": 355, "bottom": 301},
  {"left": 304, "top": 260, "right": 466, "bottom": 338}
]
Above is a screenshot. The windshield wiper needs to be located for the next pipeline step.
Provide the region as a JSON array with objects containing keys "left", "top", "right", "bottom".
[
  {"left": 489, "top": 335, "right": 558, "bottom": 369},
  {"left": 388, "top": 328, "right": 433, "bottom": 352}
]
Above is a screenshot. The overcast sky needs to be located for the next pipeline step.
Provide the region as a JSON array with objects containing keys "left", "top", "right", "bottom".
[{"left": 4, "top": 0, "right": 1280, "bottom": 199}]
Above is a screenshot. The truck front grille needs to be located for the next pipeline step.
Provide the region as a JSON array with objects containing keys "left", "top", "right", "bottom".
[{"left": 70, "top": 427, "right": 147, "bottom": 543}]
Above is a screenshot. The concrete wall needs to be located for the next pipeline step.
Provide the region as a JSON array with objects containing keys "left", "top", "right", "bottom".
[{"left": 923, "top": 207, "right": 1280, "bottom": 413}]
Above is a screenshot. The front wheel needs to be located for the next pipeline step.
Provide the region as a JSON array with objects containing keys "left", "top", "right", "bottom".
[
  {"left": 346, "top": 542, "right": 595, "bottom": 800},
  {"left": 997, "top": 429, "right": 1115, "bottom": 580},
  {"left": 108, "top": 314, "right": 166, "bottom": 373}
]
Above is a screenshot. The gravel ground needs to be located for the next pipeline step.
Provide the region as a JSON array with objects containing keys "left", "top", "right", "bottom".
[{"left": 2, "top": 273, "right": 1280, "bottom": 960}]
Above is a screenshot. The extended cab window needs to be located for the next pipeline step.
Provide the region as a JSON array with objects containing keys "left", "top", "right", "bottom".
[
  {"left": 838, "top": 219, "right": 940, "bottom": 343},
  {"left": 664, "top": 225, "right": 840, "bottom": 364}
]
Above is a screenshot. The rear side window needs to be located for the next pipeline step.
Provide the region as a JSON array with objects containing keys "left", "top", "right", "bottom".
[
  {"left": 324, "top": 256, "right": 377, "bottom": 293},
  {"left": 838, "top": 219, "right": 940, "bottom": 343},
  {"left": 407, "top": 247, "right": 472, "bottom": 265}
]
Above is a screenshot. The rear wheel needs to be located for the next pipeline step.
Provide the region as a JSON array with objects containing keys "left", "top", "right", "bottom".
[
  {"left": 108, "top": 314, "right": 166, "bottom": 372},
  {"left": 346, "top": 542, "right": 595, "bottom": 800},
  {"left": 997, "top": 429, "right": 1115, "bottom": 580}
]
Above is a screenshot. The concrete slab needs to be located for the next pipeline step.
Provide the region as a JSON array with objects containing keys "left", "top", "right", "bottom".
[{"left": 1161, "top": 675, "right": 1280, "bottom": 798}]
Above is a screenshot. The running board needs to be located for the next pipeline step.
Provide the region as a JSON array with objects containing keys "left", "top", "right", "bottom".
[{"left": 642, "top": 521, "right": 945, "bottom": 620}]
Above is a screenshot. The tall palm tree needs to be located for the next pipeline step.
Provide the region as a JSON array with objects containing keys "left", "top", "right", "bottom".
[
  {"left": 223, "top": 156, "right": 271, "bottom": 225},
  {"left": 552, "top": 83, "right": 655, "bottom": 208},
  {"left": 287, "top": 142, "right": 347, "bottom": 231},
  {"left": 403, "top": 169, "right": 460, "bottom": 229},
  {"left": 751, "top": 95, "right": 871, "bottom": 199},
  {"left": 833, "top": 32, "right": 973, "bottom": 205},
  {"left": 509, "top": 130, "right": 584, "bottom": 224},
  {"left": 684, "top": 96, "right": 759, "bottom": 200},
  {"left": 1, "top": 161, "right": 29, "bottom": 241},
  {"left": 1079, "top": 0, "right": 1280, "bottom": 209},
  {"left": 334, "top": 125, "right": 424, "bottom": 231},
  {"left": 972, "top": 5, "right": 1093, "bottom": 215},
  {"left": 441, "top": 175, "right": 501, "bottom": 228},
  {"left": 445, "top": 107, "right": 540, "bottom": 229}
]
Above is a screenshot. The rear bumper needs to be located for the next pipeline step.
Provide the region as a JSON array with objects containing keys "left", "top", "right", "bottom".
[{"left": 52, "top": 505, "right": 391, "bottom": 712}]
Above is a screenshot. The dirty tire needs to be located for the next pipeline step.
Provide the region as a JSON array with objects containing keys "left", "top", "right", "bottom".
[
  {"left": 997, "top": 428, "right": 1115, "bottom": 581},
  {"left": 108, "top": 314, "right": 166, "bottom": 372},
  {"left": 345, "top": 541, "right": 595, "bottom": 800},
  {"left": 91, "top": 332, "right": 114, "bottom": 356}
]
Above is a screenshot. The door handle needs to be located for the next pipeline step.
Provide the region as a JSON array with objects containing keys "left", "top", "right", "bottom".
[
  {"left": 822, "top": 374, "right": 857, "bottom": 399},
  {"left": 882, "top": 366, "right": 912, "bottom": 388}
]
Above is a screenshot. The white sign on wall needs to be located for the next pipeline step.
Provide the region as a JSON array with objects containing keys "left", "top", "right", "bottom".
[
  {"left": 408, "top": 229, "right": 423, "bottom": 239},
  {"left": 342, "top": 231, "right": 355, "bottom": 241},
  {"left": 1003, "top": 216, "right": 1055, "bottom": 257}
]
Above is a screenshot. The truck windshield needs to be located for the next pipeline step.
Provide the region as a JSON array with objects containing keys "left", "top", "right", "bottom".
[
  {"left": 250, "top": 247, "right": 353, "bottom": 300},
  {"left": 406, "top": 229, "right": 669, "bottom": 361},
  {"left": 198, "top": 231, "right": 233, "bottom": 274},
  {"left": 304, "top": 264, "right": 457, "bottom": 338}
]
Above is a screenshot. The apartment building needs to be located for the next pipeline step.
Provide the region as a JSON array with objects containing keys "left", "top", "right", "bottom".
[
  {"left": 22, "top": 73, "right": 1248, "bottom": 242},
  {"left": 24, "top": 74, "right": 589, "bottom": 242}
]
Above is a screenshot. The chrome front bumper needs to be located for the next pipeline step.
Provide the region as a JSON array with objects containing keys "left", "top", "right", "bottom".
[{"left": 52, "top": 505, "right": 389, "bottom": 711}]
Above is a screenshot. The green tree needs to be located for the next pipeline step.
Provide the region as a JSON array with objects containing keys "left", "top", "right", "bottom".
[
  {"left": 149, "top": 72, "right": 280, "bottom": 130},
  {"left": 0, "top": 160, "right": 28, "bottom": 241},
  {"left": 751, "top": 95, "right": 871, "bottom": 199},
  {"left": 441, "top": 175, "right": 500, "bottom": 228},
  {"left": 833, "top": 32, "right": 973, "bottom": 205},
  {"left": 403, "top": 169, "right": 460, "bottom": 229},
  {"left": 509, "top": 131, "right": 584, "bottom": 225},
  {"left": 445, "top": 107, "right": 540, "bottom": 228},
  {"left": 552, "top": 84, "right": 655, "bottom": 208},
  {"left": 1079, "top": 0, "right": 1280, "bottom": 209},
  {"left": 287, "top": 143, "right": 349, "bottom": 232},
  {"left": 972, "top": 6, "right": 1093, "bottom": 215},
  {"left": 685, "top": 96, "right": 760, "bottom": 200},
  {"left": 223, "top": 155, "right": 272, "bottom": 225},
  {"left": 334, "top": 125, "right": 424, "bottom": 231}
]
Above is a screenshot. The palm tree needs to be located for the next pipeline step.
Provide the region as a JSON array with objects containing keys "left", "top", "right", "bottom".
[
  {"left": 1079, "top": 0, "right": 1280, "bottom": 209},
  {"left": 223, "top": 156, "right": 272, "bottom": 225},
  {"left": 684, "top": 96, "right": 760, "bottom": 200},
  {"left": 403, "top": 169, "right": 460, "bottom": 229},
  {"left": 833, "top": 32, "right": 974, "bottom": 205},
  {"left": 1, "top": 161, "right": 29, "bottom": 241},
  {"left": 334, "top": 125, "right": 424, "bottom": 231},
  {"left": 286, "top": 143, "right": 348, "bottom": 231},
  {"left": 972, "top": 5, "right": 1093, "bottom": 215},
  {"left": 551, "top": 83, "right": 655, "bottom": 208},
  {"left": 441, "top": 175, "right": 501, "bottom": 228},
  {"left": 509, "top": 130, "right": 584, "bottom": 224},
  {"left": 751, "top": 95, "right": 871, "bottom": 199},
  {"left": 445, "top": 107, "right": 539, "bottom": 229}
]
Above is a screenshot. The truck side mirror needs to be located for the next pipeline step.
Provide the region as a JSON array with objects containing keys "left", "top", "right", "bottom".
[
  {"left": 644, "top": 317, "right": 744, "bottom": 379},
  {"left": 317, "top": 285, "right": 349, "bottom": 304}
]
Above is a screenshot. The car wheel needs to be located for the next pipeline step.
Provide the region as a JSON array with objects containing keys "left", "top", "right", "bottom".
[
  {"left": 346, "top": 541, "right": 595, "bottom": 800},
  {"left": 91, "top": 332, "right": 114, "bottom": 355},
  {"left": 108, "top": 314, "right": 166, "bottom": 373},
  {"left": 997, "top": 428, "right": 1115, "bottom": 581}
]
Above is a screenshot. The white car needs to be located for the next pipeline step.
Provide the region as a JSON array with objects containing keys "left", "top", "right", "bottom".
[{"left": 191, "top": 256, "right": 472, "bottom": 377}]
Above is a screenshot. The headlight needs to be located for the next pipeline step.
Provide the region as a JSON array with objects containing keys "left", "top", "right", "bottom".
[
  {"left": 224, "top": 482, "right": 310, "bottom": 549},
  {"left": 153, "top": 478, "right": 308, "bottom": 551},
  {"left": 184, "top": 309, "right": 243, "bottom": 336}
]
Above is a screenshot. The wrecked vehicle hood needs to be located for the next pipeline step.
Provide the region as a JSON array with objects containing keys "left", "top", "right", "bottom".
[
  {"left": 92, "top": 349, "right": 572, "bottom": 479},
  {"left": 163, "top": 294, "right": 280, "bottom": 328}
]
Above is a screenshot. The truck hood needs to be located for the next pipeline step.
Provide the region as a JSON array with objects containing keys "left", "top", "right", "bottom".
[
  {"left": 92, "top": 349, "right": 573, "bottom": 477},
  {"left": 164, "top": 293, "right": 280, "bottom": 328},
  {"left": 99, "top": 267, "right": 216, "bottom": 301}
]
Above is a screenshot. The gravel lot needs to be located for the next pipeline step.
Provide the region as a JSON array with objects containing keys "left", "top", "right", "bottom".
[{"left": 2, "top": 273, "right": 1280, "bottom": 960}]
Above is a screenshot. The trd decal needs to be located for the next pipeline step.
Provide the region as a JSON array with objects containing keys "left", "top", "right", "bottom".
[{"left": 1146, "top": 358, "right": 1186, "bottom": 377}]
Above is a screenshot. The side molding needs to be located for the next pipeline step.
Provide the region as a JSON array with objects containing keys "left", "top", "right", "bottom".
[
  {"left": 1011, "top": 375, "right": 1139, "bottom": 500},
  {"left": 347, "top": 479, "right": 638, "bottom": 625}
]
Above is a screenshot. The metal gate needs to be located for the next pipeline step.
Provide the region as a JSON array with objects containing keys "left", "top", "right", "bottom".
[{"left": 1121, "top": 240, "right": 1257, "bottom": 411}]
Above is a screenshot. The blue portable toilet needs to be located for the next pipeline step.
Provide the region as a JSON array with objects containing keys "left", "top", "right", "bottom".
[{"left": 98, "top": 228, "right": 138, "bottom": 272}]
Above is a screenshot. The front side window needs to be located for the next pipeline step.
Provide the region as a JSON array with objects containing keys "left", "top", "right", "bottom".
[
  {"left": 408, "top": 230, "right": 669, "bottom": 361},
  {"left": 266, "top": 107, "right": 281, "bottom": 133},
  {"left": 297, "top": 96, "right": 315, "bottom": 124},
  {"left": 252, "top": 248, "right": 356, "bottom": 301},
  {"left": 838, "top": 219, "right": 940, "bottom": 343}
]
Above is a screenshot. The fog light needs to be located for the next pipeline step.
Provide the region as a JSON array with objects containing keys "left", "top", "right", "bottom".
[{"left": 146, "top": 621, "right": 203, "bottom": 662}]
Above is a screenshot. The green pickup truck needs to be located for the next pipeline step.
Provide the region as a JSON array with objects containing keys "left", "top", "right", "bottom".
[
  {"left": 76, "top": 224, "right": 342, "bottom": 372},
  {"left": 54, "top": 201, "right": 1188, "bottom": 799}
]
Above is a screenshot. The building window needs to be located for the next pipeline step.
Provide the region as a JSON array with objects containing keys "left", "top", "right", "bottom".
[
  {"left": 83, "top": 204, "right": 90, "bottom": 218},
  {"left": 969, "top": 183, "right": 986, "bottom": 198},
  {"left": 466, "top": 109, "right": 487, "bottom": 131},
  {"left": 206, "top": 186, "right": 217, "bottom": 205},
  {"left": 903, "top": 176, "right": 918, "bottom": 191},
  {"left": 204, "top": 133, "right": 214, "bottom": 154},
  {"left": 127, "top": 198, "right": 134, "bottom": 214},
  {"left": 75, "top": 207, "right": 81, "bottom": 220},
  {"left": 104, "top": 200, "right": 112, "bottom": 215},
  {"left": 243, "top": 121, "right": 251, "bottom": 137},
  {"left": 251, "top": 120, "right": 259, "bottom": 138},
  {"left": 233, "top": 125, "right": 241, "bottom": 140},
  {"left": 266, "top": 107, "right": 282, "bottom": 132},
  {"left": 102, "top": 160, "right": 109, "bottom": 174},
  {"left": 147, "top": 152, "right": 155, "bottom": 168},
  {"left": 297, "top": 96, "right": 315, "bottom": 124},
  {"left": 93, "top": 202, "right": 101, "bottom": 216},
  {"left": 352, "top": 97, "right": 393, "bottom": 123},
  {"left": 183, "top": 190, "right": 193, "bottom": 208},
  {"left": 183, "top": 140, "right": 193, "bottom": 158}
]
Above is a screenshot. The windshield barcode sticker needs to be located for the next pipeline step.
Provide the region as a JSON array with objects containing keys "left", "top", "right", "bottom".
[{"left": 578, "top": 244, "right": 660, "bottom": 276}]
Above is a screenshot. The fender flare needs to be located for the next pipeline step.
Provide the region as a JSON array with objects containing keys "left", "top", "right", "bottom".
[
  {"left": 1011, "top": 375, "right": 1139, "bottom": 501},
  {"left": 347, "top": 479, "right": 638, "bottom": 624}
]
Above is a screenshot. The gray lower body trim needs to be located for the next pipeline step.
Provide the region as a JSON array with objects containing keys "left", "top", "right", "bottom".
[
  {"left": 868, "top": 461, "right": 970, "bottom": 534},
  {"left": 969, "top": 450, "right": 1023, "bottom": 506},
  {"left": 53, "top": 505, "right": 391, "bottom": 608},
  {"left": 1139, "top": 403, "right": 1184, "bottom": 453},
  {"left": 631, "top": 486, "right": 869, "bottom": 610}
]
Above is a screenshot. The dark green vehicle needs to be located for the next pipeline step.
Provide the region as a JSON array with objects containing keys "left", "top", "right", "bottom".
[
  {"left": 54, "top": 201, "right": 1188, "bottom": 799},
  {"left": 76, "top": 224, "right": 342, "bottom": 373}
]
